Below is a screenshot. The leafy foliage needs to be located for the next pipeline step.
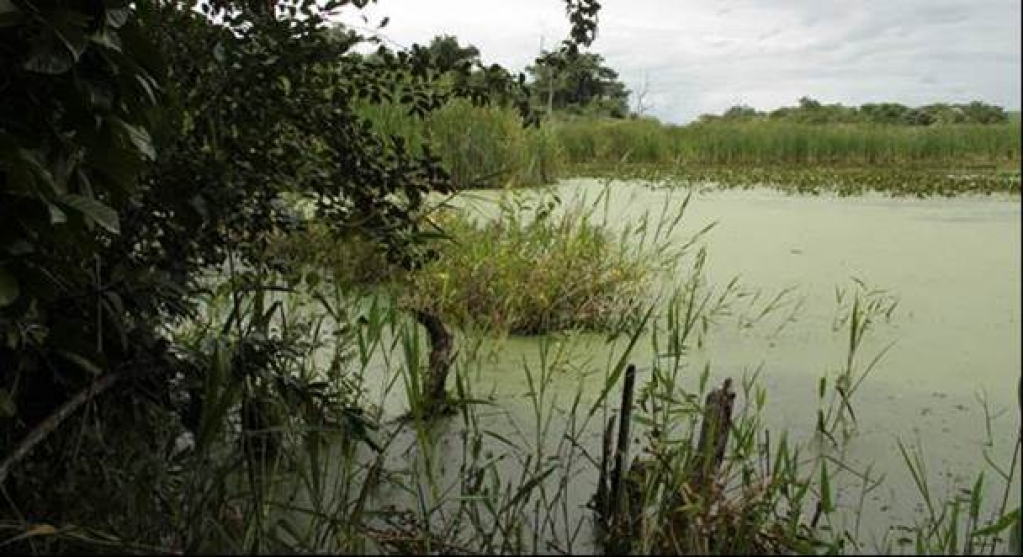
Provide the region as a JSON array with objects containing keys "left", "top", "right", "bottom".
[
  {"left": 0, "top": 0, "right": 605, "bottom": 551},
  {"left": 701, "top": 97, "right": 1011, "bottom": 126},
  {"left": 527, "top": 49, "right": 630, "bottom": 118},
  {"left": 1, "top": 0, "right": 166, "bottom": 444}
]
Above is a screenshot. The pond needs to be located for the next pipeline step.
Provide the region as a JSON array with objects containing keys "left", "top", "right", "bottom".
[{"left": 316, "top": 179, "right": 1021, "bottom": 553}]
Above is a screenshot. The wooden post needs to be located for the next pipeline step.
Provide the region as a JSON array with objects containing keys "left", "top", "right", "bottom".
[
  {"left": 596, "top": 415, "right": 616, "bottom": 522},
  {"left": 689, "top": 378, "right": 736, "bottom": 492},
  {"left": 609, "top": 364, "right": 638, "bottom": 520}
]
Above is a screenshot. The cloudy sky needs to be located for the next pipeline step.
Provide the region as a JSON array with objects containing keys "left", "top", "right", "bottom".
[{"left": 337, "top": 0, "right": 1021, "bottom": 124}]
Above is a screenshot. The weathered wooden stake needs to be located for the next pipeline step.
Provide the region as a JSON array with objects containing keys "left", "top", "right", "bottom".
[
  {"left": 609, "top": 364, "right": 638, "bottom": 520},
  {"left": 596, "top": 414, "right": 616, "bottom": 522},
  {"left": 689, "top": 377, "right": 736, "bottom": 493}
]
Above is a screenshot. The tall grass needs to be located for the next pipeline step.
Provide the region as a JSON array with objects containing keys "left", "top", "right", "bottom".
[
  {"left": 554, "top": 118, "right": 1022, "bottom": 167},
  {"left": 400, "top": 183, "right": 703, "bottom": 335},
  {"left": 360, "top": 100, "right": 1020, "bottom": 195},
  {"left": 359, "top": 100, "right": 562, "bottom": 189},
  {"left": 154, "top": 245, "right": 1016, "bottom": 555}
]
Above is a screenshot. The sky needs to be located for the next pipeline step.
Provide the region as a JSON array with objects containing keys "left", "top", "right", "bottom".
[{"left": 336, "top": 0, "right": 1022, "bottom": 124}]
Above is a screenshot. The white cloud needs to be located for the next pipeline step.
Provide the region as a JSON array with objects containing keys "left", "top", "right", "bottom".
[{"left": 337, "top": 0, "right": 1021, "bottom": 123}]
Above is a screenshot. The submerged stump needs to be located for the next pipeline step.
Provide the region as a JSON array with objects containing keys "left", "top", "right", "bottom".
[{"left": 413, "top": 310, "right": 454, "bottom": 417}]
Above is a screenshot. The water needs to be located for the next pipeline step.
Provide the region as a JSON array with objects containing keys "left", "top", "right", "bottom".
[
  {"left": 452, "top": 180, "right": 1020, "bottom": 400},
  {"left": 328, "top": 179, "right": 1021, "bottom": 552}
]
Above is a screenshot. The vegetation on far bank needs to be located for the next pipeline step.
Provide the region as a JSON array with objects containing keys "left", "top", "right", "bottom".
[
  {"left": 359, "top": 101, "right": 1021, "bottom": 195},
  {"left": 348, "top": 33, "right": 1021, "bottom": 195}
]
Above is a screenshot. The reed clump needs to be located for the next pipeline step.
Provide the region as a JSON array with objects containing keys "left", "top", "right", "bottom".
[
  {"left": 401, "top": 190, "right": 659, "bottom": 335},
  {"left": 360, "top": 99, "right": 563, "bottom": 189}
]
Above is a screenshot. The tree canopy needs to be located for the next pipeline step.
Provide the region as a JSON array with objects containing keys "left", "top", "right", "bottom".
[
  {"left": 527, "top": 49, "right": 630, "bottom": 118},
  {"left": 701, "top": 97, "right": 1010, "bottom": 126}
]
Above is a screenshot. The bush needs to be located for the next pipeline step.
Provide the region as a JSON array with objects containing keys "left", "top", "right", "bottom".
[{"left": 403, "top": 189, "right": 664, "bottom": 335}]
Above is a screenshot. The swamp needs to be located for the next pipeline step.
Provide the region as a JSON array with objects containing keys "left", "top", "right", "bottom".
[{"left": 0, "top": 0, "right": 1020, "bottom": 554}]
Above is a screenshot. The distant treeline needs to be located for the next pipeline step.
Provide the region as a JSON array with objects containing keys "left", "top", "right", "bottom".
[
  {"left": 353, "top": 36, "right": 1019, "bottom": 189},
  {"left": 698, "top": 97, "right": 1013, "bottom": 126},
  {"left": 364, "top": 34, "right": 1017, "bottom": 129}
]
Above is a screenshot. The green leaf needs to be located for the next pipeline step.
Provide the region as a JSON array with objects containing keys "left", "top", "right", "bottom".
[
  {"left": 58, "top": 194, "right": 120, "bottom": 234},
  {"left": 820, "top": 460, "right": 833, "bottom": 512},
  {"left": 13, "top": 148, "right": 57, "bottom": 196},
  {"left": 971, "top": 507, "right": 1021, "bottom": 538},
  {"left": 111, "top": 118, "right": 156, "bottom": 160},
  {"left": 4, "top": 240, "right": 34, "bottom": 256},
  {"left": 1011, "top": 508, "right": 1021, "bottom": 555},
  {"left": 134, "top": 74, "right": 158, "bottom": 105},
  {"left": 47, "top": 8, "right": 92, "bottom": 60},
  {"left": 48, "top": 203, "right": 67, "bottom": 224},
  {"left": 0, "top": 388, "right": 15, "bottom": 418},
  {"left": 89, "top": 28, "right": 122, "bottom": 52},
  {"left": 105, "top": 8, "right": 130, "bottom": 28},
  {"left": 502, "top": 464, "right": 557, "bottom": 513},
  {"left": 0, "top": 267, "right": 19, "bottom": 307}
]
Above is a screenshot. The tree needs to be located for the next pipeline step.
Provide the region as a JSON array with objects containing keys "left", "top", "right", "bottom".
[
  {"left": 860, "top": 102, "right": 912, "bottom": 124},
  {"left": 526, "top": 49, "right": 630, "bottom": 118},
  {"left": 425, "top": 34, "right": 480, "bottom": 73},
  {"left": 420, "top": 34, "right": 530, "bottom": 114},
  {"left": 722, "top": 105, "right": 760, "bottom": 121},
  {"left": 960, "top": 100, "right": 1007, "bottom": 124},
  {"left": 1, "top": 0, "right": 165, "bottom": 439},
  {"left": 0, "top": 0, "right": 604, "bottom": 550},
  {"left": 631, "top": 70, "right": 653, "bottom": 117}
]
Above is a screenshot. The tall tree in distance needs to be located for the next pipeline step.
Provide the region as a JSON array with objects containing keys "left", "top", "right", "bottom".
[
  {"left": 526, "top": 50, "right": 630, "bottom": 118},
  {"left": 426, "top": 34, "right": 481, "bottom": 73}
]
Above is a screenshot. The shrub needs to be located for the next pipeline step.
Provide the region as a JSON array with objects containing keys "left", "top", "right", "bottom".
[{"left": 403, "top": 189, "right": 671, "bottom": 335}]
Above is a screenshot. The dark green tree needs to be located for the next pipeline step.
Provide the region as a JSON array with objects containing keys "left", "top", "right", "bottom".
[
  {"left": 426, "top": 33, "right": 480, "bottom": 73},
  {"left": 421, "top": 34, "right": 531, "bottom": 113},
  {"left": 526, "top": 49, "right": 630, "bottom": 118},
  {"left": 960, "top": 100, "right": 1008, "bottom": 124}
]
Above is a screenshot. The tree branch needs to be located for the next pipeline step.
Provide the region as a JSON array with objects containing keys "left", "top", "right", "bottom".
[{"left": 0, "top": 372, "right": 121, "bottom": 485}]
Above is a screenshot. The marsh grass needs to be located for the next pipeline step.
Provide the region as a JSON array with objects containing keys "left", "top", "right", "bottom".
[
  {"left": 197, "top": 187, "right": 1017, "bottom": 556},
  {"left": 560, "top": 117, "right": 1022, "bottom": 194},
  {"left": 174, "top": 127, "right": 1017, "bottom": 555},
  {"left": 571, "top": 162, "right": 1022, "bottom": 197},
  {"left": 401, "top": 183, "right": 706, "bottom": 335},
  {"left": 362, "top": 101, "right": 1021, "bottom": 196},
  {"left": 554, "top": 118, "right": 1022, "bottom": 167},
  {"left": 359, "top": 100, "right": 562, "bottom": 189}
]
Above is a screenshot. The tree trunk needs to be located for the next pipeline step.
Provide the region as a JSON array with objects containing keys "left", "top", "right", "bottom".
[{"left": 414, "top": 310, "right": 453, "bottom": 415}]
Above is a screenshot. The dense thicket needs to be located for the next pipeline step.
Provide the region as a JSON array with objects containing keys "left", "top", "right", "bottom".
[{"left": 0, "top": 0, "right": 601, "bottom": 551}]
